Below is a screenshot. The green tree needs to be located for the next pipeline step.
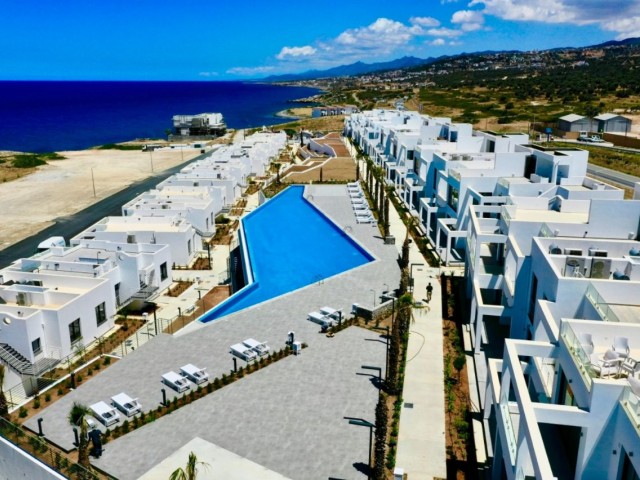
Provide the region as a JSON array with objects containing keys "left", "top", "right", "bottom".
[
  {"left": 383, "top": 196, "right": 390, "bottom": 237},
  {"left": 67, "top": 402, "right": 92, "bottom": 470},
  {"left": 169, "top": 451, "right": 210, "bottom": 480},
  {"left": 0, "top": 364, "right": 8, "bottom": 418},
  {"left": 373, "top": 392, "right": 389, "bottom": 479}
]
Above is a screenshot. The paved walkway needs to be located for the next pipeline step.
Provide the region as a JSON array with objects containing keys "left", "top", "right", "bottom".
[
  {"left": 357, "top": 150, "right": 447, "bottom": 479},
  {"left": 27, "top": 185, "right": 400, "bottom": 480}
]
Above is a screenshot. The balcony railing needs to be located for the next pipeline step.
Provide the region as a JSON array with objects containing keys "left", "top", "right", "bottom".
[
  {"left": 585, "top": 283, "right": 621, "bottom": 323},
  {"left": 620, "top": 385, "right": 640, "bottom": 432},
  {"left": 560, "top": 323, "right": 596, "bottom": 390}
]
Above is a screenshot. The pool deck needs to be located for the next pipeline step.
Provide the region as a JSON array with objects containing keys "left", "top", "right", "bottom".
[{"left": 27, "top": 185, "right": 401, "bottom": 480}]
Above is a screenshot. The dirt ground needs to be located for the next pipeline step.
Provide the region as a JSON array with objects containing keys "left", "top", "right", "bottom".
[
  {"left": 284, "top": 156, "right": 357, "bottom": 183},
  {"left": 0, "top": 148, "right": 200, "bottom": 250}
]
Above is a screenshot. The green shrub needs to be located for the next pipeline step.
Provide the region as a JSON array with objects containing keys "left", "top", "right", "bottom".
[
  {"left": 44, "top": 393, "right": 51, "bottom": 402},
  {"left": 18, "top": 407, "right": 27, "bottom": 418},
  {"left": 57, "top": 387, "right": 64, "bottom": 396},
  {"left": 12, "top": 155, "right": 47, "bottom": 168},
  {"left": 103, "top": 356, "right": 111, "bottom": 366}
]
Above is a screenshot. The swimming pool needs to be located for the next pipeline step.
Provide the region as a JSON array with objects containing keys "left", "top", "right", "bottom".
[{"left": 199, "top": 186, "right": 374, "bottom": 322}]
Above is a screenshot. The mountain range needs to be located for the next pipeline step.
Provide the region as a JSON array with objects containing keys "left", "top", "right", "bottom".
[{"left": 263, "top": 37, "right": 640, "bottom": 82}]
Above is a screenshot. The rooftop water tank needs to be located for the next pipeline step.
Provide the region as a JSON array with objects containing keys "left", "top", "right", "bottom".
[{"left": 613, "top": 270, "right": 630, "bottom": 281}]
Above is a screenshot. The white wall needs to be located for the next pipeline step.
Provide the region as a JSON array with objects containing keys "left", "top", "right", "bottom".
[{"left": 0, "top": 436, "right": 66, "bottom": 480}]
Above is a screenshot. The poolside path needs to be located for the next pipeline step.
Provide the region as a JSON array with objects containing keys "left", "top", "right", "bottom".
[{"left": 356, "top": 149, "right": 447, "bottom": 479}]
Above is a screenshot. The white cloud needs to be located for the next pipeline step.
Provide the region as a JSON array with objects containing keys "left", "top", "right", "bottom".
[
  {"left": 335, "top": 18, "right": 422, "bottom": 51},
  {"left": 469, "top": 0, "right": 640, "bottom": 39},
  {"left": 451, "top": 9, "right": 484, "bottom": 32},
  {"left": 276, "top": 45, "right": 317, "bottom": 60},
  {"left": 226, "top": 66, "right": 275, "bottom": 76},
  {"left": 451, "top": 10, "right": 483, "bottom": 24},
  {"left": 449, "top": 40, "right": 463, "bottom": 46},
  {"left": 198, "top": 71, "right": 219, "bottom": 77},
  {"left": 427, "top": 27, "right": 464, "bottom": 37},
  {"left": 428, "top": 38, "right": 447, "bottom": 46},
  {"left": 410, "top": 16, "right": 441, "bottom": 27}
]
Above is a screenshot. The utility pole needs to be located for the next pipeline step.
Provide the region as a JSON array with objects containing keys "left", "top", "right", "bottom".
[{"left": 91, "top": 167, "right": 96, "bottom": 198}]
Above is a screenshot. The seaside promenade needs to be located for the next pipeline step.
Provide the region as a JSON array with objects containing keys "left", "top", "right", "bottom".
[{"left": 356, "top": 148, "right": 447, "bottom": 479}]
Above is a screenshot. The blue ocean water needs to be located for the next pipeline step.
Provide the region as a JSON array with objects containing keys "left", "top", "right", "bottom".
[
  {"left": 200, "top": 186, "right": 373, "bottom": 322},
  {"left": 0, "top": 81, "right": 320, "bottom": 153}
]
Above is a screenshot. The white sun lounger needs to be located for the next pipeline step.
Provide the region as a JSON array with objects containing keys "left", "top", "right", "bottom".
[
  {"left": 307, "top": 311, "right": 335, "bottom": 330},
  {"left": 347, "top": 182, "right": 361, "bottom": 188},
  {"left": 320, "top": 306, "right": 341, "bottom": 321},
  {"left": 353, "top": 204, "right": 370, "bottom": 211},
  {"left": 356, "top": 215, "right": 375, "bottom": 224},
  {"left": 243, "top": 338, "right": 270, "bottom": 356},
  {"left": 90, "top": 401, "right": 120, "bottom": 427},
  {"left": 230, "top": 343, "right": 257, "bottom": 361},
  {"left": 111, "top": 393, "right": 141, "bottom": 417},
  {"left": 355, "top": 210, "right": 373, "bottom": 217},
  {"left": 180, "top": 364, "right": 209, "bottom": 384},
  {"left": 162, "top": 371, "right": 190, "bottom": 393}
]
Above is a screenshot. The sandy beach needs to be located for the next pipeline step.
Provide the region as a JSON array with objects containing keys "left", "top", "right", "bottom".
[{"left": 0, "top": 148, "right": 201, "bottom": 250}]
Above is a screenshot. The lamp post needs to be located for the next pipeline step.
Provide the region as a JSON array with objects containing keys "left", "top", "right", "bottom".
[
  {"left": 347, "top": 418, "right": 375, "bottom": 477},
  {"left": 150, "top": 150, "right": 154, "bottom": 173},
  {"left": 370, "top": 289, "right": 376, "bottom": 308},
  {"left": 361, "top": 365, "right": 383, "bottom": 387}
]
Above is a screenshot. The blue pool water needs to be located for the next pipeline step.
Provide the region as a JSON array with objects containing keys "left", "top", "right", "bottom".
[{"left": 200, "top": 186, "right": 374, "bottom": 322}]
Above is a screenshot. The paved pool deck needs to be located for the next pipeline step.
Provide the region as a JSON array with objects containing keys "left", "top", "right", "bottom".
[{"left": 27, "top": 185, "right": 401, "bottom": 480}]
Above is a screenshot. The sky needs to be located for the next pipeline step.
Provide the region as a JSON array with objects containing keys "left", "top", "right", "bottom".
[{"left": 1, "top": 0, "right": 638, "bottom": 80}]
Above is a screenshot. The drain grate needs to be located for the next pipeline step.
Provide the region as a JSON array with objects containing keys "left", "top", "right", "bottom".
[{"left": 404, "top": 402, "right": 414, "bottom": 409}]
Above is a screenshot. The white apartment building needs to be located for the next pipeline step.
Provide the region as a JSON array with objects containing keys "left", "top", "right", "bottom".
[
  {"left": 485, "top": 236, "right": 640, "bottom": 479},
  {"left": 0, "top": 271, "right": 115, "bottom": 373},
  {"left": 345, "top": 109, "right": 640, "bottom": 479},
  {"left": 122, "top": 187, "right": 225, "bottom": 236},
  {"left": 71, "top": 215, "right": 200, "bottom": 267}
]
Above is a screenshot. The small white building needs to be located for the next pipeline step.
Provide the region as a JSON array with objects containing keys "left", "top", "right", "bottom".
[{"left": 71, "top": 215, "right": 201, "bottom": 267}]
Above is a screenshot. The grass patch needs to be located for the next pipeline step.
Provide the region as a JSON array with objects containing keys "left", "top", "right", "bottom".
[
  {"left": 12, "top": 155, "right": 48, "bottom": 168},
  {"left": 97, "top": 143, "right": 143, "bottom": 150}
]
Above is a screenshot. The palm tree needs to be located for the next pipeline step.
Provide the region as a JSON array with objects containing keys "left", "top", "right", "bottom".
[
  {"left": 68, "top": 402, "right": 92, "bottom": 469},
  {"left": 0, "top": 364, "right": 8, "bottom": 418},
  {"left": 169, "top": 451, "right": 210, "bottom": 480}
]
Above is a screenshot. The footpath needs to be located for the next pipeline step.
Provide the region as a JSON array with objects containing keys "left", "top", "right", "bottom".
[{"left": 358, "top": 156, "right": 447, "bottom": 479}]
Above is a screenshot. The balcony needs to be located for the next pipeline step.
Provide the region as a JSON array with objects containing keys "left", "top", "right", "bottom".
[
  {"left": 585, "top": 283, "right": 621, "bottom": 323},
  {"left": 560, "top": 322, "right": 597, "bottom": 389},
  {"left": 620, "top": 383, "right": 640, "bottom": 432}
]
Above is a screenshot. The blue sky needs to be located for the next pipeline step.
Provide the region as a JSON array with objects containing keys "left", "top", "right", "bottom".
[{"left": 1, "top": 0, "right": 638, "bottom": 80}]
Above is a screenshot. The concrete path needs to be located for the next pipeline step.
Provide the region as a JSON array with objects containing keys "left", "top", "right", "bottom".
[{"left": 357, "top": 152, "right": 447, "bottom": 479}]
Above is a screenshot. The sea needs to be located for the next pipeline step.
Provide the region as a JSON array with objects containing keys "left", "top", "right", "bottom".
[{"left": 0, "top": 81, "right": 321, "bottom": 153}]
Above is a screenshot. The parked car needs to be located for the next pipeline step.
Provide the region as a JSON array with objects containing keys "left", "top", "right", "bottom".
[
  {"left": 590, "top": 135, "right": 604, "bottom": 143},
  {"left": 577, "top": 135, "right": 592, "bottom": 142}
]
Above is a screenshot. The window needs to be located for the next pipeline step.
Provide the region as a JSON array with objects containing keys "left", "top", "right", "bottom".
[
  {"left": 69, "top": 318, "right": 82, "bottom": 345},
  {"left": 95, "top": 302, "right": 107, "bottom": 327},
  {"left": 160, "top": 262, "right": 168, "bottom": 281},
  {"left": 31, "top": 338, "right": 42, "bottom": 356}
]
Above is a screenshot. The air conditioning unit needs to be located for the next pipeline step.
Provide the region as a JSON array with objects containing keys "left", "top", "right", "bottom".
[
  {"left": 565, "top": 256, "right": 590, "bottom": 278},
  {"left": 588, "top": 248, "right": 608, "bottom": 257},
  {"left": 589, "top": 258, "right": 611, "bottom": 279},
  {"left": 564, "top": 248, "right": 583, "bottom": 256}
]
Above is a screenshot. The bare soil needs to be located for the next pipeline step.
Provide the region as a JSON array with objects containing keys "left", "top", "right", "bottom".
[{"left": 285, "top": 156, "right": 357, "bottom": 183}]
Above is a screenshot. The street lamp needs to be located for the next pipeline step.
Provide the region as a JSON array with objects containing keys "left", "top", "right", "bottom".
[
  {"left": 382, "top": 283, "right": 389, "bottom": 295},
  {"left": 361, "top": 364, "right": 383, "bottom": 387},
  {"left": 370, "top": 289, "right": 376, "bottom": 308},
  {"left": 346, "top": 418, "right": 375, "bottom": 477}
]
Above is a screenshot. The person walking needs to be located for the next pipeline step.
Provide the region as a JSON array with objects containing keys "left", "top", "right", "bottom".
[{"left": 426, "top": 282, "right": 433, "bottom": 303}]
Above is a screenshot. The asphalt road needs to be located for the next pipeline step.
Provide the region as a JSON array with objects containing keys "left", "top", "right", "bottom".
[
  {"left": 0, "top": 150, "right": 211, "bottom": 269},
  {"left": 587, "top": 163, "right": 640, "bottom": 188}
]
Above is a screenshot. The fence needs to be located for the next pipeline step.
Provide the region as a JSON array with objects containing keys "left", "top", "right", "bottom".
[{"left": 0, "top": 416, "right": 112, "bottom": 480}]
